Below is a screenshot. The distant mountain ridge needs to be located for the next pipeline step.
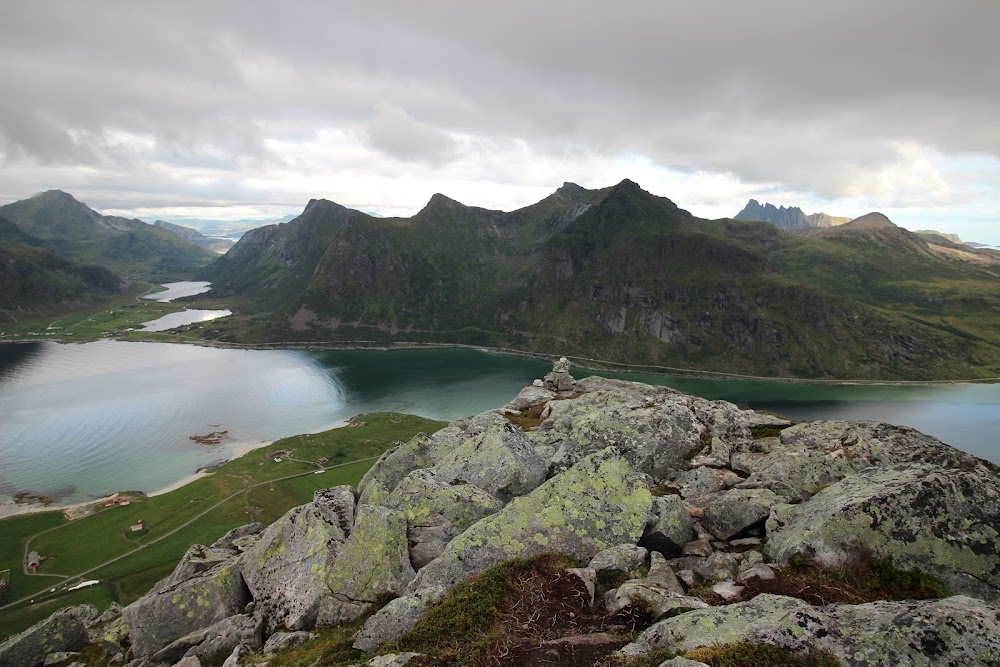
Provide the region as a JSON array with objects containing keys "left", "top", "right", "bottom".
[
  {"left": 734, "top": 199, "right": 851, "bottom": 229},
  {"left": 0, "top": 190, "right": 217, "bottom": 277},
  {"left": 153, "top": 220, "right": 235, "bottom": 254},
  {"left": 200, "top": 180, "right": 1000, "bottom": 380}
]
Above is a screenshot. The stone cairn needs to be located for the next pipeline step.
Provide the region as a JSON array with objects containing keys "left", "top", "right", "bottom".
[{"left": 542, "top": 356, "right": 576, "bottom": 393}]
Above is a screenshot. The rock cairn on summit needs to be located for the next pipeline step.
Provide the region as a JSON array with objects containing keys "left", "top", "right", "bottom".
[{"left": 542, "top": 356, "right": 576, "bottom": 392}]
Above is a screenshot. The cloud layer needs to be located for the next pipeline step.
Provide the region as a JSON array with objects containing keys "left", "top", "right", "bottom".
[{"left": 1, "top": 1, "right": 998, "bottom": 241}]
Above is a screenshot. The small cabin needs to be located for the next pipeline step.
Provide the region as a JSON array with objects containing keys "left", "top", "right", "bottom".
[
  {"left": 130, "top": 520, "right": 144, "bottom": 532},
  {"left": 118, "top": 499, "right": 130, "bottom": 506},
  {"left": 26, "top": 551, "right": 41, "bottom": 572}
]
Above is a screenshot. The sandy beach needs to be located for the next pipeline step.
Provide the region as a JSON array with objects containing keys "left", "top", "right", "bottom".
[{"left": 0, "top": 420, "right": 352, "bottom": 520}]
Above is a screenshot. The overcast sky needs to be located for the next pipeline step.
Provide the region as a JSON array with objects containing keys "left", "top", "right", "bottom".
[{"left": 1, "top": 1, "right": 998, "bottom": 243}]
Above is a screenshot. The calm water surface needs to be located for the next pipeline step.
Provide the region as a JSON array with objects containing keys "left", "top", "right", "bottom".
[{"left": 0, "top": 342, "right": 997, "bottom": 507}]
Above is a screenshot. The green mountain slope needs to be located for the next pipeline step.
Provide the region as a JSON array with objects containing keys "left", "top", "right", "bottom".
[
  {"left": 0, "top": 191, "right": 217, "bottom": 277},
  {"left": 0, "top": 219, "right": 126, "bottom": 322},
  {"left": 202, "top": 181, "right": 1000, "bottom": 380}
]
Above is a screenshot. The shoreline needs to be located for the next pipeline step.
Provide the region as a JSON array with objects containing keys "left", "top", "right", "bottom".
[
  {"left": 25, "top": 335, "right": 1000, "bottom": 386},
  {"left": 0, "top": 420, "right": 351, "bottom": 521}
]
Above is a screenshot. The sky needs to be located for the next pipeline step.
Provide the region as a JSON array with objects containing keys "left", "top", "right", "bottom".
[{"left": 1, "top": 1, "right": 999, "bottom": 243}]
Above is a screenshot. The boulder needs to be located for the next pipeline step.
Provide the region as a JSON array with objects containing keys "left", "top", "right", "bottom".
[
  {"left": 356, "top": 432, "right": 451, "bottom": 504},
  {"left": 735, "top": 420, "right": 991, "bottom": 500},
  {"left": 124, "top": 558, "right": 250, "bottom": 657},
  {"left": 619, "top": 593, "right": 1000, "bottom": 667},
  {"left": 150, "top": 613, "right": 262, "bottom": 664},
  {"left": 431, "top": 417, "right": 547, "bottom": 502},
  {"left": 317, "top": 504, "right": 416, "bottom": 626},
  {"left": 639, "top": 495, "right": 694, "bottom": 557},
  {"left": 669, "top": 466, "right": 741, "bottom": 501},
  {"left": 353, "top": 585, "right": 448, "bottom": 652},
  {"left": 384, "top": 469, "right": 503, "bottom": 569},
  {"left": 210, "top": 523, "right": 263, "bottom": 551},
  {"left": 527, "top": 377, "right": 746, "bottom": 479},
  {"left": 502, "top": 384, "right": 556, "bottom": 412},
  {"left": 314, "top": 486, "right": 357, "bottom": 536},
  {"left": 618, "top": 594, "right": 829, "bottom": 659},
  {"left": 262, "top": 630, "right": 312, "bottom": 654},
  {"left": 766, "top": 462, "right": 1000, "bottom": 602},
  {"left": 241, "top": 503, "right": 346, "bottom": 633},
  {"left": 0, "top": 606, "right": 95, "bottom": 667},
  {"left": 689, "top": 398, "right": 752, "bottom": 462},
  {"left": 604, "top": 581, "right": 709, "bottom": 619},
  {"left": 411, "top": 447, "right": 652, "bottom": 591},
  {"left": 155, "top": 544, "right": 240, "bottom": 592},
  {"left": 701, "top": 488, "right": 780, "bottom": 540},
  {"left": 588, "top": 544, "right": 649, "bottom": 576}
]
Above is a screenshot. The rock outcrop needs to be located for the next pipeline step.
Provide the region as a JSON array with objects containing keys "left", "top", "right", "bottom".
[
  {"left": 619, "top": 593, "right": 1000, "bottom": 667},
  {"left": 9, "top": 371, "right": 1000, "bottom": 666},
  {"left": 410, "top": 446, "right": 653, "bottom": 591},
  {"left": 0, "top": 605, "right": 96, "bottom": 667}
]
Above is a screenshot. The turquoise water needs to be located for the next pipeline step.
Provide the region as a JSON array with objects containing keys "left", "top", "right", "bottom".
[{"left": 0, "top": 342, "right": 997, "bottom": 506}]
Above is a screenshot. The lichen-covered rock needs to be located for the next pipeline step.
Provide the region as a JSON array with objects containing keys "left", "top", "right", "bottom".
[
  {"left": 353, "top": 585, "right": 448, "bottom": 652},
  {"left": 527, "top": 377, "right": 748, "bottom": 480},
  {"left": 155, "top": 544, "right": 240, "bottom": 592},
  {"left": 384, "top": 469, "right": 503, "bottom": 569},
  {"left": 620, "top": 593, "right": 1000, "bottom": 667},
  {"left": 241, "top": 503, "right": 346, "bottom": 633},
  {"left": 210, "top": 523, "right": 263, "bottom": 551},
  {"left": 669, "top": 466, "right": 741, "bottom": 500},
  {"left": 356, "top": 432, "right": 451, "bottom": 504},
  {"left": 736, "top": 420, "right": 991, "bottom": 500},
  {"left": 618, "top": 594, "right": 828, "bottom": 659},
  {"left": 588, "top": 544, "right": 648, "bottom": 576},
  {"left": 262, "top": 630, "right": 312, "bottom": 654},
  {"left": 766, "top": 462, "right": 1000, "bottom": 602},
  {"left": 124, "top": 559, "right": 250, "bottom": 657},
  {"left": 314, "top": 486, "right": 357, "bottom": 536},
  {"left": 502, "top": 384, "right": 556, "bottom": 412},
  {"left": 430, "top": 417, "right": 547, "bottom": 502},
  {"left": 317, "top": 504, "right": 417, "bottom": 626},
  {"left": 657, "top": 658, "right": 710, "bottom": 667},
  {"left": 690, "top": 398, "right": 752, "bottom": 462},
  {"left": 639, "top": 495, "right": 694, "bottom": 557},
  {"left": 0, "top": 605, "right": 96, "bottom": 667},
  {"left": 604, "top": 581, "right": 709, "bottom": 619},
  {"left": 820, "top": 595, "right": 1000, "bottom": 666},
  {"left": 150, "top": 613, "right": 262, "bottom": 664},
  {"left": 701, "top": 488, "right": 781, "bottom": 540},
  {"left": 411, "top": 447, "right": 652, "bottom": 591},
  {"left": 354, "top": 653, "right": 424, "bottom": 667}
]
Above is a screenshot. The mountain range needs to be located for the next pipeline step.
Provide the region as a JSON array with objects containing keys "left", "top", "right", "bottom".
[
  {"left": 734, "top": 199, "right": 851, "bottom": 229},
  {"left": 0, "top": 191, "right": 218, "bottom": 320},
  {"left": 200, "top": 180, "right": 1000, "bottom": 380}
]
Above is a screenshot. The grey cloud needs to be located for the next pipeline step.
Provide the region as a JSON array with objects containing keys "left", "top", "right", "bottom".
[
  {"left": 0, "top": 0, "right": 998, "bottom": 207},
  {"left": 365, "top": 103, "right": 457, "bottom": 164}
]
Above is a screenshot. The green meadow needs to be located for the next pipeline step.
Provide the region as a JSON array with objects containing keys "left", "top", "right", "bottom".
[{"left": 0, "top": 412, "right": 445, "bottom": 639}]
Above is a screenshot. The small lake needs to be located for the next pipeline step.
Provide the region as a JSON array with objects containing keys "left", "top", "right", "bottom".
[
  {"left": 141, "top": 281, "right": 214, "bottom": 302},
  {"left": 139, "top": 281, "right": 231, "bottom": 331},
  {"left": 0, "top": 342, "right": 997, "bottom": 509}
]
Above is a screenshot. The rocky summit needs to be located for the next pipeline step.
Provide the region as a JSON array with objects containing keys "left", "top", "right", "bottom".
[{"left": 2, "top": 360, "right": 999, "bottom": 667}]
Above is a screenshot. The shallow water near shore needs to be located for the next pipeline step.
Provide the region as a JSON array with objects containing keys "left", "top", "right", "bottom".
[{"left": 0, "top": 341, "right": 997, "bottom": 509}]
